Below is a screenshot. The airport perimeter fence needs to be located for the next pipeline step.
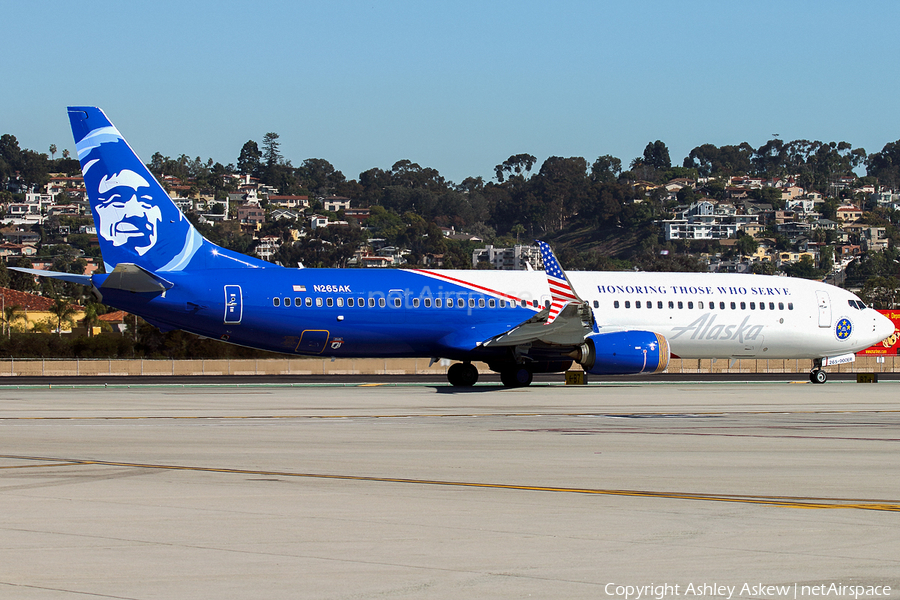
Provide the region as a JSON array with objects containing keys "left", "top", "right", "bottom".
[{"left": 0, "top": 356, "right": 896, "bottom": 377}]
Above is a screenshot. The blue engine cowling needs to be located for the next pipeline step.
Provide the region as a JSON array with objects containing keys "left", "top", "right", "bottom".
[{"left": 575, "top": 330, "right": 670, "bottom": 375}]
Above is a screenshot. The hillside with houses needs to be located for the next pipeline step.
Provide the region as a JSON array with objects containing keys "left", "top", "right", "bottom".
[{"left": 2, "top": 130, "right": 900, "bottom": 355}]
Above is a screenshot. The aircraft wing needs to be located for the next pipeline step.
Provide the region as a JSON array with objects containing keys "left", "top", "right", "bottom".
[
  {"left": 482, "top": 302, "right": 593, "bottom": 347},
  {"left": 482, "top": 241, "right": 596, "bottom": 348}
]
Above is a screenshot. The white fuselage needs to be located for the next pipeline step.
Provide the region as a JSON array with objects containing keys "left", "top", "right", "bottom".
[{"left": 431, "top": 270, "right": 893, "bottom": 360}]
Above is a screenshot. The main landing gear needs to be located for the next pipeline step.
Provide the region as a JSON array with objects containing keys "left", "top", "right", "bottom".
[
  {"left": 447, "top": 362, "right": 479, "bottom": 387},
  {"left": 500, "top": 367, "right": 533, "bottom": 388},
  {"left": 446, "top": 362, "right": 534, "bottom": 387}
]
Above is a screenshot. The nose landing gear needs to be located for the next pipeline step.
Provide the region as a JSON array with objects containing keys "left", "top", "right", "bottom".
[{"left": 809, "top": 369, "right": 827, "bottom": 384}]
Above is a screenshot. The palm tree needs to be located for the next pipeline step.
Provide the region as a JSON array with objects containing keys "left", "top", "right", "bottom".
[
  {"left": 49, "top": 298, "right": 77, "bottom": 336},
  {"left": 81, "top": 302, "right": 103, "bottom": 337},
  {"left": 1, "top": 303, "right": 24, "bottom": 337}
]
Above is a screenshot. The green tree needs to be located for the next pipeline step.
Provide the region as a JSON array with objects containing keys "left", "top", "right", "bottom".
[
  {"left": 80, "top": 302, "right": 104, "bottom": 337},
  {"left": 590, "top": 155, "right": 622, "bottom": 183},
  {"left": 237, "top": 140, "right": 261, "bottom": 176},
  {"left": 642, "top": 140, "right": 671, "bottom": 170},
  {"left": 1, "top": 303, "right": 24, "bottom": 337},
  {"left": 49, "top": 298, "right": 77, "bottom": 336},
  {"left": 735, "top": 232, "right": 758, "bottom": 257},
  {"left": 262, "top": 132, "right": 281, "bottom": 167}
]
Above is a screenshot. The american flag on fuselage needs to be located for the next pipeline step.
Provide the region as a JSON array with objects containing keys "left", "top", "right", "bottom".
[{"left": 537, "top": 241, "right": 580, "bottom": 324}]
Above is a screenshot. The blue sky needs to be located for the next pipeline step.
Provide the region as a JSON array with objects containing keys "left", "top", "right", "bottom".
[{"left": 3, "top": 0, "right": 899, "bottom": 184}]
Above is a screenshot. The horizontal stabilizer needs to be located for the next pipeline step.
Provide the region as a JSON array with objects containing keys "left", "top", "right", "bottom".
[
  {"left": 100, "top": 263, "right": 174, "bottom": 293},
  {"left": 8, "top": 267, "right": 93, "bottom": 286}
]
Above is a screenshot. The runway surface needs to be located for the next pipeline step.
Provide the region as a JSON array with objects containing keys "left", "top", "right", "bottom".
[{"left": 1, "top": 381, "right": 899, "bottom": 599}]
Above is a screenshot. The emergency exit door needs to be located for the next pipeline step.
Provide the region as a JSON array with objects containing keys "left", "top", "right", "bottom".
[
  {"left": 224, "top": 285, "right": 243, "bottom": 324},
  {"left": 815, "top": 290, "right": 831, "bottom": 328}
]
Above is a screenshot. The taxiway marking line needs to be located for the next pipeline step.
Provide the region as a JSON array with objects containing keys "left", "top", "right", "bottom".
[
  {"left": 1, "top": 409, "right": 899, "bottom": 421},
  {"left": 1, "top": 454, "right": 898, "bottom": 512}
]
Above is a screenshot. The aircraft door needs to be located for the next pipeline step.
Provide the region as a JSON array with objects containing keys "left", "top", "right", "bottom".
[
  {"left": 296, "top": 330, "right": 330, "bottom": 354},
  {"left": 224, "top": 285, "right": 242, "bottom": 324},
  {"left": 815, "top": 290, "right": 831, "bottom": 328}
]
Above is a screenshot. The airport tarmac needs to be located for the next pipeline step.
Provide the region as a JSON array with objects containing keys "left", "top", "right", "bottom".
[{"left": 1, "top": 380, "right": 899, "bottom": 599}]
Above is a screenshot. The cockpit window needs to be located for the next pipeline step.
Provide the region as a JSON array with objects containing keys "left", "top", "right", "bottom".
[{"left": 848, "top": 299, "right": 867, "bottom": 310}]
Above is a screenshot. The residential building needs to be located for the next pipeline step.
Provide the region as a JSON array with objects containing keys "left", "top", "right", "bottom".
[{"left": 471, "top": 244, "right": 542, "bottom": 270}]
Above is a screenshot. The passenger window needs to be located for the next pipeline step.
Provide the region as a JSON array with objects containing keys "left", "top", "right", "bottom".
[
  {"left": 668, "top": 301, "right": 674, "bottom": 309},
  {"left": 778, "top": 302, "right": 784, "bottom": 310},
  {"left": 436, "top": 298, "right": 442, "bottom": 308},
  {"left": 788, "top": 303, "right": 794, "bottom": 310},
  {"left": 394, "top": 298, "right": 401, "bottom": 307},
  {"left": 500, "top": 300, "right": 506, "bottom": 308},
  {"left": 348, "top": 298, "right": 355, "bottom": 307},
  {"left": 740, "top": 302, "right": 746, "bottom": 310},
  {"left": 294, "top": 297, "right": 301, "bottom": 307},
  {"left": 336, "top": 298, "right": 344, "bottom": 307},
  {"left": 636, "top": 301, "right": 642, "bottom": 309},
  {"left": 730, "top": 302, "right": 736, "bottom": 309},
  {"left": 424, "top": 298, "right": 431, "bottom": 308},
  {"left": 326, "top": 298, "right": 334, "bottom": 307},
  {"left": 459, "top": 298, "right": 465, "bottom": 308},
  {"left": 284, "top": 298, "right": 290, "bottom": 307},
  {"left": 625, "top": 301, "right": 631, "bottom": 309},
  {"left": 677, "top": 301, "right": 683, "bottom": 309},
  {"left": 273, "top": 297, "right": 280, "bottom": 307},
  {"left": 657, "top": 301, "right": 663, "bottom": 309},
  {"left": 369, "top": 298, "right": 376, "bottom": 308},
  {"left": 479, "top": 299, "right": 486, "bottom": 308},
  {"left": 544, "top": 300, "right": 551, "bottom": 309},
  {"left": 750, "top": 302, "right": 755, "bottom": 310},
  {"left": 378, "top": 298, "right": 386, "bottom": 307},
  {"left": 489, "top": 299, "right": 495, "bottom": 308},
  {"left": 357, "top": 297, "right": 364, "bottom": 306},
  {"left": 521, "top": 300, "right": 527, "bottom": 308},
  {"left": 614, "top": 300, "right": 620, "bottom": 308},
  {"left": 646, "top": 301, "right": 652, "bottom": 309},
  {"left": 719, "top": 302, "right": 725, "bottom": 309},
  {"left": 687, "top": 301, "right": 693, "bottom": 309},
  {"left": 469, "top": 299, "right": 476, "bottom": 308},
  {"left": 306, "top": 297, "right": 313, "bottom": 307},
  {"left": 532, "top": 300, "right": 539, "bottom": 308},
  {"left": 412, "top": 298, "right": 419, "bottom": 308},
  {"left": 316, "top": 298, "right": 323, "bottom": 307},
  {"left": 593, "top": 300, "right": 599, "bottom": 308},
  {"left": 760, "top": 302, "right": 765, "bottom": 310},
  {"left": 698, "top": 301, "right": 704, "bottom": 309},
  {"left": 769, "top": 302, "right": 775, "bottom": 310}
]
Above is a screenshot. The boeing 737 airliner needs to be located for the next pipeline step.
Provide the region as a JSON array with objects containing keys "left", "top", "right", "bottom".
[{"left": 15, "top": 107, "right": 894, "bottom": 386}]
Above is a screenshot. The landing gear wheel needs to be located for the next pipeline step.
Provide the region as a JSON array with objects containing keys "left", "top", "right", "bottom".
[
  {"left": 810, "top": 369, "right": 827, "bottom": 384},
  {"left": 500, "top": 367, "right": 533, "bottom": 388},
  {"left": 448, "top": 362, "right": 479, "bottom": 387}
]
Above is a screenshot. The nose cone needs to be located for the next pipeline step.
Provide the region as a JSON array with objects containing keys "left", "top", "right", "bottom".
[{"left": 873, "top": 310, "right": 895, "bottom": 344}]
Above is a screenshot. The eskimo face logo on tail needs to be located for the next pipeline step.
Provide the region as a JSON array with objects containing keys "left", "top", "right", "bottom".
[{"left": 95, "top": 170, "right": 162, "bottom": 256}]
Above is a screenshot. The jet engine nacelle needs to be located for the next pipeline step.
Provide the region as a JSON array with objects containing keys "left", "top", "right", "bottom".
[{"left": 573, "top": 330, "right": 670, "bottom": 375}]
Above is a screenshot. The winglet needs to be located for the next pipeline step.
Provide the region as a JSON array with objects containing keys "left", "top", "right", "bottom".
[{"left": 536, "top": 241, "right": 582, "bottom": 324}]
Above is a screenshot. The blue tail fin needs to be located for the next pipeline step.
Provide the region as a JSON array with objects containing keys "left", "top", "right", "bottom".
[{"left": 68, "top": 107, "right": 272, "bottom": 273}]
